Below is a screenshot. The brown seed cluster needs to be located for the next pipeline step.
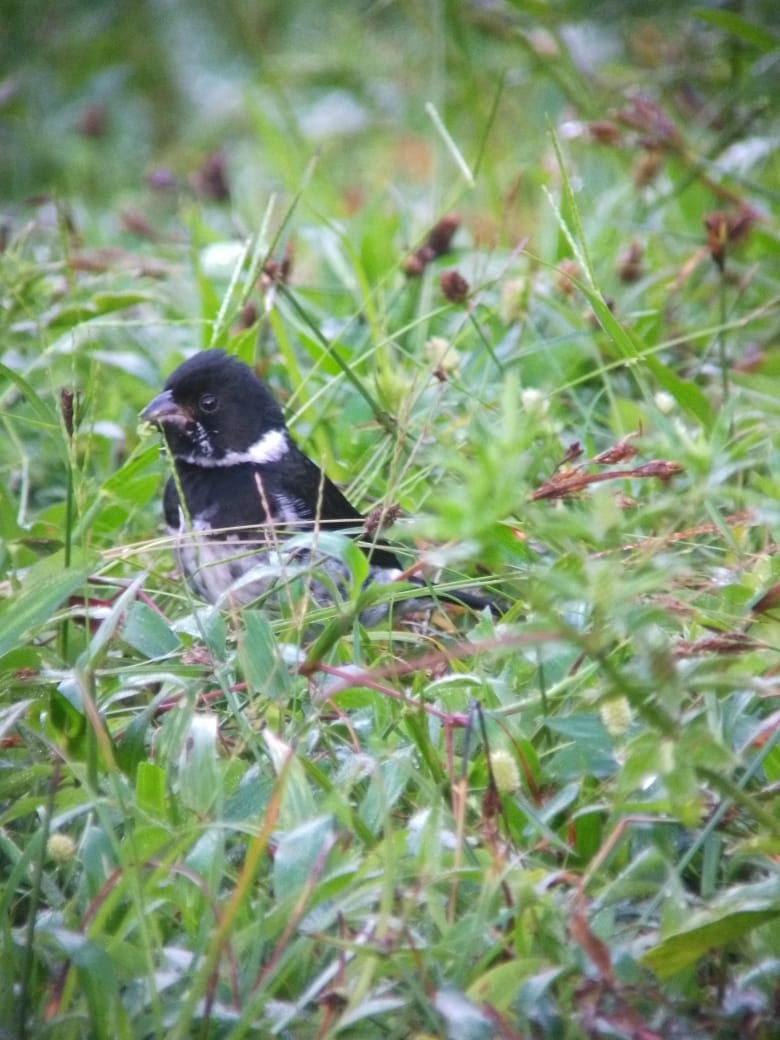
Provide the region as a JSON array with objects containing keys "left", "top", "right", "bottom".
[
  {"left": 531, "top": 435, "right": 682, "bottom": 501},
  {"left": 439, "top": 269, "right": 469, "bottom": 304},
  {"left": 703, "top": 204, "right": 758, "bottom": 271},
  {"left": 363, "top": 502, "right": 402, "bottom": 539},
  {"left": 403, "top": 214, "right": 460, "bottom": 276}
]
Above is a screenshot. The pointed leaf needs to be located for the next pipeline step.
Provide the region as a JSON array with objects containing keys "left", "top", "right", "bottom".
[
  {"left": 0, "top": 551, "right": 96, "bottom": 659},
  {"left": 643, "top": 880, "right": 780, "bottom": 977}
]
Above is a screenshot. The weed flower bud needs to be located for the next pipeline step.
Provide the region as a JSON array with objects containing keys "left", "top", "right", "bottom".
[
  {"left": 440, "top": 269, "right": 470, "bottom": 304},
  {"left": 521, "top": 387, "right": 549, "bottom": 419},
  {"left": 490, "top": 750, "right": 520, "bottom": 793},
  {"left": 47, "top": 833, "right": 77, "bottom": 864},
  {"left": 600, "top": 697, "right": 632, "bottom": 736},
  {"left": 426, "top": 336, "right": 459, "bottom": 373}
]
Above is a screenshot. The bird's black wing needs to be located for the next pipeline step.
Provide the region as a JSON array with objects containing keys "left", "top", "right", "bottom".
[
  {"left": 163, "top": 475, "right": 181, "bottom": 529},
  {"left": 263, "top": 448, "right": 401, "bottom": 570},
  {"left": 268, "top": 454, "right": 503, "bottom": 613}
]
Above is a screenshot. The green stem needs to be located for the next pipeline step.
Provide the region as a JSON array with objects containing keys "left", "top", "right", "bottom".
[
  {"left": 17, "top": 761, "right": 61, "bottom": 1040},
  {"left": 718, "top": 270, "right": 730, "bottom": 402}
]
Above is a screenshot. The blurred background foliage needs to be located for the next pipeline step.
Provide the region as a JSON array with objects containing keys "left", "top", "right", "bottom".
[{"left": 4, "top": 0, "right": 776, "bottom": 211}]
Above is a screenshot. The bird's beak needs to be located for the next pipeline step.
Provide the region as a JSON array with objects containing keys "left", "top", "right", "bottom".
[{"left": 141, "top": 389, "right": 189, "bottom": 426}]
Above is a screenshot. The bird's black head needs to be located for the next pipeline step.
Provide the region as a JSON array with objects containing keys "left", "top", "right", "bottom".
[{"left": 141, "top": 350, "right": 288, "bottom": 466}]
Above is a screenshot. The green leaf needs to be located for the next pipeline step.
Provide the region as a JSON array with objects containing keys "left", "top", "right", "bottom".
[
  {"left": 273, "top": 815, "right": 336, "bottom": 901},
  {"left": 238, "top": 610, "right": 291, "bottom": 699},
  {"left": 763, "top": 743, "right": 780, "bottom": 784},
  {"left": 643, "top": 879, "right": 780, "bottom": 978},
  {"left": 115, "top": 711, "right": 153, "bottom": 778},
  {"left": 49, "top": 687, "right": 86, "bottom": 742},
  {"left": 433, "top": 989, "right": 495, "bottom": 1040},
  {"left": 72, "top": 939, "right": 120, "bottom": 1040},
  {"left": 132, "top": 824, "right": 177, "bottom": 861},
  {"left": 178, "top": 714, "right": 219, "bottom": 813},
  {"left": 91, "top": 290, "right": 154, "bottom": 314},
  {"left": 358, "top": 749, "right": 414, "bottom": 832},
  {"left": 263, "top": 729, "right": 317, "bottom": 825},
  {"left": 0, "top": 481, "right": 24, "bottom": 541},
  {"left": 694, "top": 7, "right": 779, "bottom": 51},
  {"left": 136, "top": 761, "right": 167, "bottom": 817},
  {"left": 0, "top": 699, "right": 32, "bottom": 745},
  {"left": 571, "top": 809, "right": 604, "bottom": 862},
  {"left": 101, "top": 443, "right": 161, "bottom": 498},
  {"left": 585, "top": 291, "right": 715, "bottom": 431},
  {"left": 467, "top": 958, "right": 546, "bottom": 1010},
  {"left": 0, "top": 361, "right": 61, "bottom": 437},
  {"left": 79, "top": 573, "right": 147, "bottom": 669},
  {"left": 0, "top": 550, "right": 96, "bottom": 659},
  {"left": 641, "top": 354, "right": 715, "bottom": 431},
  {"left": 45, "top": 292, "right": 152, "bottom": 331},
  {"left": 122, "top": 601, "right": 180, "bottom": 658}
]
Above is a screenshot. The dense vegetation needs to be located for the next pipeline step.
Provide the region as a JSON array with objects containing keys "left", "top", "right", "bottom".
[{"left": 1, "top": 2, "right": 779, "bottom": 1037}]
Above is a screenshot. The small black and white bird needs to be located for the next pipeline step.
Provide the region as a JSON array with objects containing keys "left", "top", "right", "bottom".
[{"left": 141, "top": 349, "right": 497, "bottom": 619}]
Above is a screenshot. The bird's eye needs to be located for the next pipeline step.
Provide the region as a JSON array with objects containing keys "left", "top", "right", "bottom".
[{"left": 199, "top": 393, "right": 218, "bottom": 413}]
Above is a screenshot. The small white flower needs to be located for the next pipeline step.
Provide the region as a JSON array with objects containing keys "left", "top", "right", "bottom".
[
  {"left": 500, "top": 277, "right": 527, "bottom": 323},
  {"left": 426, "top": 336, "right": 459, "bottom": 372},
  {"left": 521, "top": 387, "right": 549, "bottom": 419},
  {"left": 654, "top": 391, "right": 676, "bottom": 415}
]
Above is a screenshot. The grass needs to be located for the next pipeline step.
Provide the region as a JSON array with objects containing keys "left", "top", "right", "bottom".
[{"left": 1, "top": 1, "right": 780, "bottom": 1037}]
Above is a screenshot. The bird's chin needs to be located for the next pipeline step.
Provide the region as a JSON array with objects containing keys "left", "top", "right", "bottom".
[{"left": 164, "top": 430, "right": 209, "bottom": 462}]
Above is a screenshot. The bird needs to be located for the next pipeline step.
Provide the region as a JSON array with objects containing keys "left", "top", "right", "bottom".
[{"left": 141, "top": 349, "right": 498, "bottom": 620}]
